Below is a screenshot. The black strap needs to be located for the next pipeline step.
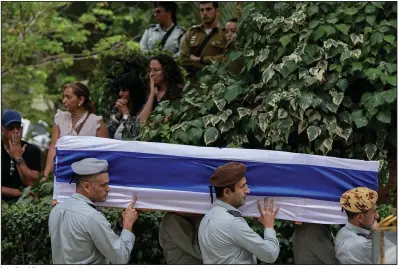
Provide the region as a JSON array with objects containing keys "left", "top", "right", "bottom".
[
  {"left": 209, "top": 186, "right": 214, "bottom": 204},
  {"left": 227, "top": 210, "right": 243, "bottom": 217},
  {"left": 193, "top": 28, "right": 218, "bottom": 57},
  {"left": 160, "top": 25, "right": 176, "bottom": 49}
]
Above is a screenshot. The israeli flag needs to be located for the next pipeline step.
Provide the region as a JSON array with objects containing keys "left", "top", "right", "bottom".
[{"left": 54, "top": 136, "right": 379, "bottom": 224}]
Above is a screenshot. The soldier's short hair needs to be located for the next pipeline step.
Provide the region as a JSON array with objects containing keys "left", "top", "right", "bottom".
[{"left": 200, "top": 2, "right": 219, "bottom": 9}]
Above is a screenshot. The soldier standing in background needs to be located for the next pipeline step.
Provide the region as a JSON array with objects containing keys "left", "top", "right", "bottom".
[{"left": 140, "top": 2, "right": 185, "bottom": 56}]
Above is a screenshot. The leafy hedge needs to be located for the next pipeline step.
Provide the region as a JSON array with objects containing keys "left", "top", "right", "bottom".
[{"left": 139, "top": 2, "right": 397, "bottom": 188}]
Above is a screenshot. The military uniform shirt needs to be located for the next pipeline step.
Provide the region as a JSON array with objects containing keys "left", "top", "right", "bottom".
[
  {"left": 180, "top": 23, "right": 227, "bottom": 73},
  {"left": 48, "top": 193, "right": 135, "bottom": 264},
  {"left": 159, "top": 212, "right": 202, "bottom": 264},
  {"left": 198, "top": 199, "right": 280, "bottom": 264},
  {"left": 335, "top": 222, "right": 372, "bottom": 264},
  {"left": 140, "top": 23, "right": 185, "bottom": 56},
  {"left": 292, "top": 223, "right": 339, "bottom": 264}
]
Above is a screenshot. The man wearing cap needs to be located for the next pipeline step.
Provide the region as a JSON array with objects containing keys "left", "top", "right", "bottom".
[
  {"left": 48, "top": 158, "right": 139, "bottom": 264},
  {"left": 1, "top": 110, "right": 41, "bottom": 201},
  {"left": 335, "top": 187, "right": 379, "bottom": 264},
  {"left": 198, "top": 162, "right": 280, "bottom": 264}
]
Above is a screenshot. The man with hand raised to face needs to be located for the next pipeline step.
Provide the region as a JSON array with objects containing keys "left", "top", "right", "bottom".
[
  {"left": 48, "top": 158, "right": 138, "bottom": 264},
  {"left": 1, "top": 110, "right": 41, "bottom": 201},
  {"left": 198, "top": 162, "right": 280, "bottom": 264}
]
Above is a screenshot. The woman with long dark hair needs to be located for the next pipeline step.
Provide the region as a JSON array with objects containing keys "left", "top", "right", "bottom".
[
  {"left": 107, "top": 72, "right": 147, "bottom": 139},
  {"left": 138, "top": 54, "right": 184, "bottom": 122}
]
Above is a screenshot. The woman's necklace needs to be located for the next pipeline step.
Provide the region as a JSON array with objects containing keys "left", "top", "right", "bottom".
[{"left": 71, "top": 111, "right": 85, "bottom": 120}]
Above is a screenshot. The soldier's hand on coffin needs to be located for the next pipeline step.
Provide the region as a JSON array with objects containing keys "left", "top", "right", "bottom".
[
  {"left": 122, "top": 196, "right": 139, "bottom": 231},
  {"left": 257, "top": 198, "right": 280, "bottom": 229}
]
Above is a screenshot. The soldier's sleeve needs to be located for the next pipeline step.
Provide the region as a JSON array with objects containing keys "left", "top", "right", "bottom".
[
  {"left": 231, "top": 218, "right": 280, "bottom": 264},
  {"left": 140, "top": 28, "right": 150, "bottom": 52},
  {"left": 306, "top": 225, "right": 339, "bottom": 264},
  {"left": 357, "top": 239, "right": 373, "bottom": 264},
  {"left": 179, "top": 28, "right": 204, "bottom": 70},
  {"left": 174, "top": 31, "right": 186, "bottom": 57},
  {"left": 201, "top": 54, "right": 226, "bottom": 65}
]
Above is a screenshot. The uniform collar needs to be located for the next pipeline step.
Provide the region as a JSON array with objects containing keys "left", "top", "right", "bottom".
[
  {"left": 199, "top": 23, "right": 222, "bottom": 32},
  {"left": 345, "top": 222, "right": 371, "bottom": 236},
  {"left": 71, "top": 193, "right": 97, "bottom": 209},
  {"left": 215, "top": 199, "right": 241, "bottom": 212},
  {"left": 156, "top": 23, "right": 175, "bottom": 32}
]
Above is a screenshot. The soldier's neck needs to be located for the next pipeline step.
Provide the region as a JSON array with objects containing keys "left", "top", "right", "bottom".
[
  {"left": 204, "top": 20, "right": 218, "bottom": 30},
  {"left": 160, "top": 20, "right": 173, "bottom": 31}
]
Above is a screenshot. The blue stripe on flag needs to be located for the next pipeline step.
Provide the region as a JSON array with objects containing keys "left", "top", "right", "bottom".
[{"left": 55, "top": 149, "right": 378, "bottom": 202}]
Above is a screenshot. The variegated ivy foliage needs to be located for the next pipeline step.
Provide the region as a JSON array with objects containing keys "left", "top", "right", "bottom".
[{"left": 139, "top": 2, "right": 396, "bottom": 185}]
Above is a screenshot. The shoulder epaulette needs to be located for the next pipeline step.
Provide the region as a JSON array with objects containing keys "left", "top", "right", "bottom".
[
  {"left": 191, "top": 24, "right": 201, "bottom": 29},
  {"left": 176, "top": 25, "right": 186, "bottom": 33},
  {"left": 227, "top": 210, "right": 243, "bottom": 217},
  {"left": 147, "top": 24, "right": 157, "bottom": 29}
]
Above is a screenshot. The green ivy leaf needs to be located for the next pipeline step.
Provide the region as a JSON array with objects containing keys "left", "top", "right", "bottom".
[
  {"left": 366, "top": 15, "right": 376, "bottom": 26},
  {"left": 324, "top": 25, "right": 337, "bottom": 37},
  {"left": 365, "top": 3, "right": 377, "bottom": 13},
  {"left": 227, "top": 51, "right": 243, "bottom": 61},
  {"left": 335, "top": 24, "right": 350, "bottom": 35},
  {"left": 352, "top": 62, "right": 363, "bottom": 71},
  {"left": 219, "top": 109, "right": 232, "bottom": 123},
  {"left": 329, "top": 89, "right": 344, "bottom": 106},
  {"left": 377, "top": 110, "right": 391, "bottom": 123},
  {"left": 219, "top": 119, "right": 235, "bottom": 134},
  {"left": 237, "top": 107, "right": 251, "bottom": 119},
  {"left": 298, "top": 120, "right": 309, "bottom": 134},
  {"left": 383, "top": 89, "right": 397, "bottom": 103},
  {"left": 350, "top": 33, "right": 364, "bottom": 45},
  {"left": 204, "top": 127, "right": 219, "bottom": 145},
  {"left": 336, "top": 79, "right": 348, "bottom": 91},
  {"left": 258, "top": 113, "right": 269, "bottom": 133},
  {"left": 385, "top": 76, "right": 397, "bottom": 86},
  {"left": 337, "top": 128, "right": 352, "bottom": 141},
  {"left": 384, "top": 35, "right": 396, "bottom": 44},
  {"left": 280, "top": 35, "right": 292, "bottom": 47},
  {"left": 319, "top": 138, "right": 333, "bottom": 155},
  {"left": 306, "top": 109, "right": 322, "bottom": 123},
  {"left": 370, "top": 31, "right": 384, "bottom": 45},
  {"left": 187, "top": 128, "right": 204, "bottom": 142},
  {"left": 214, "top": 99, "right": 226, "bottom": 111},
  {"left": 224, "top": 84, "right": 243, "bottom": 103},
  {"left": 278, "top": 108, "right": 288, "bottom": 119},
  {"left": 299, "top": 93, "right": 313, "bottom": 111},
  {"left": 355, "top": 117, "right": 369, "bottom": 128},
  {"left": 344, "top": 7, "right": 358, "bottom": 15},
  {"left": 313, "top": 26, "right": 326, "bottom": 41},
  {"left": 339, "top": 111, "right": 352, "bottom": 124},
  {"left": 364, "top": 143, "right": 377, "bottom": 160},
  {"left": 307, "top": 126, "right": 322, "bottom": 142},
  {"left": 308, "top": 20, "right": 319, "bottom": 29}
]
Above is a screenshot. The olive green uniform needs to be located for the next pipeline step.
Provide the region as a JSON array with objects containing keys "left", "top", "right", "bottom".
[{"left": 180, "top": 23, "right": 228, "bottom": 76}]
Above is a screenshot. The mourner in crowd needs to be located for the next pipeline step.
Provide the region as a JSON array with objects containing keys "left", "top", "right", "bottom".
[
  {"left": 42, "top": 82, "right": 108, "bottom": 181},
  {"left": 1, "top": 110, "right": 41, "bottom": 201},
  {"left": 225, "top": 17, "right": 238, "bottom": 44},
  {"left": 292, "top": 222, "right": 339, "bottom": 264},
  {"left": 159, "top": 212, "right": 203, "bottom": 264},
  {"left": 335, "top": 187, "right": 380, "bottom": 264},
  {"left": 107, "top": 72, "right": 146, "bottom": 140},
  {"left": 140, "top": 2, "right": 186, "bottom": 56},
  {"left": 48, "top": 158, "right": 139, "bottom": 264},
  {"left": 138, "top": 54, "right": 184, "bottom": 123},
  {"left": 180, "top": 2, "right": 228, "bottom": 79},
  {"left": 198, "top": 162, "right": 280, "bottom": 264}
]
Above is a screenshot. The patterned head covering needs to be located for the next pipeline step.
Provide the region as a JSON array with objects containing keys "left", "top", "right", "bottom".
[{"left": 340, "top": 187, "right": 378, "bottom": 213}]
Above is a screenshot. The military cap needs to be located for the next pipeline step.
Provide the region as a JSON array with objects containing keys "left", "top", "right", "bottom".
[
  {"left": 340, "top": 187, "right": 378, "bottom": 213},
  {"left": 71, "top": 158, "right": 108, "bottom": 176},
  {"left": 209, "top": 162, "right": 247, "bottom": 187}
]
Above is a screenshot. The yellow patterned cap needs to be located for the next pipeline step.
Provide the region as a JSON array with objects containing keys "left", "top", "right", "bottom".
[{"left": 340, "top": 187, "right": 378, "bottom": 213}]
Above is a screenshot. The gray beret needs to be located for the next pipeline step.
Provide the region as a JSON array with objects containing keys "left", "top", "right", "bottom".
[{"left": 71, "top": 158, "right": 108, "bottom": 176}]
